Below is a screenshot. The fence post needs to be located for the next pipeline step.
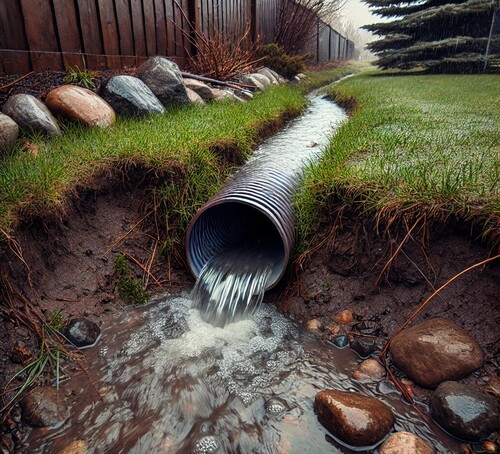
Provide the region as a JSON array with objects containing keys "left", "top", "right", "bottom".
[{"left": 250, "top": 0, "right": 257, "bottom": 43}]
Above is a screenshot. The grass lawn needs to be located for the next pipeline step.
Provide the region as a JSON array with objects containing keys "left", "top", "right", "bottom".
[{"left": 296, "top": 70, "right": 500, "bottom": 247}]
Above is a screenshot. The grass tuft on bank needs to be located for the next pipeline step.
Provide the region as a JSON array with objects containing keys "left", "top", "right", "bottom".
[{"left": 296, "top": 70, "right": 500, "bottom": 247}]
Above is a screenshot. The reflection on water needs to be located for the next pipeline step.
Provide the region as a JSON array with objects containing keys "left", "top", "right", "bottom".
[{"left": 25, "top": 294, "right": 461, "bottom": 453}]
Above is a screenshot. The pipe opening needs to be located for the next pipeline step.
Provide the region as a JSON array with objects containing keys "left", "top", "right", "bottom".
[{"left": 186, "top": 201, "right": 288, "bottom": 289}]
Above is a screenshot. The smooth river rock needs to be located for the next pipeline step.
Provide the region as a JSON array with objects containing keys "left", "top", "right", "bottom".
[
  {"left": 350, "top": 337, "right": 376, "bottom": 358},
  {"left": 430, "top": 381, "right": 500, "bottom": 441},
  {"left": 379, "top": 432, "right": 435, "bottom": 454},
  {"left": 64, "top": 318, "right": 100, "bottom": 347},
  {"left": 314, "top": 390, "right": 394, "bottom": 447},
  {"left": 2, "top": 94, "right": 61, "bottom": 137},
  {"left": 258, "top": 67, "right": 279, "bottom": 84},
  {"left": 20, "top": 386, "right": 68, "bottom": 427},
  {"left": 183, "top": 78, "right": 215, "bottom": 101},
  {"left": 250, "top": 72, "right": 272, "bottom": 88},
  {"left": 352, "top": 359, "right": 386, "bottom": 381},
  {"left": 186, "top": 87, "right": 205, "bottom": 105},
  {"left": 136, "top": 56, "right": 189, "bottom": 106},
  {"left": 238, "top": 74, "right": 265, "bottom": 91},
  {"left": 45, "top": 85, "right": 115, "bottom": 128},
  {"left": 389, "top": 318, "right": 483, "bottom": 388},
  {"left": 0, "top": 112, "right": 19, "bottom": 152},
  {"left": 100, "top": 75, "right": 165, "bottom": 117}
]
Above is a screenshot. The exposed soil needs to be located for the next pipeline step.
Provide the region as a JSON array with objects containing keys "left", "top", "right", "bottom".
[{"left": 1, "top": 175, "right": 499, "bottom": 450}]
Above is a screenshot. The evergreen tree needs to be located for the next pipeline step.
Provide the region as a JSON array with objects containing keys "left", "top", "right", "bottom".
[{"left": 363, "top": 0, "right": 499, "bottom": 73}]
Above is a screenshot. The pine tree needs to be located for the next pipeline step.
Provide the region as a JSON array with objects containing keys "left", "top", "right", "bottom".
[{"left": 363, "top": 0, "right": 499, "bottom": 73}]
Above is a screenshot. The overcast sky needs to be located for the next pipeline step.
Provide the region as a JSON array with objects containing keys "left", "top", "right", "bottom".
[{"left": 341, "top": 0, "right": 383, "bottom": 28}]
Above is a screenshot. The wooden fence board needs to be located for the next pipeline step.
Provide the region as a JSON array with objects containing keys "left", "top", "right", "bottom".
[
  {"left": 173, "top": 0, "right": 184, "bottom": 56},
  {"left": 97, "top": 0, "right": 121, "bottom": 68},
  {"left": 165, "top": 0, "right": 175, "bottom": 57},
  {"left": 130, "top": 0, "right": 147, "bottom": 65},
  {"left": 53, "top": 0, "right": 83, "bottom": 68},
  {"left": 20, "top": 0, "right": 62, "bottom": 71},
  {"left": 143, "top": 0, "right": 157, "bottom": 56},
  {"left": 115, "top": 0, "right": 135, "bottom": 67},
  {"left": 154, "top": 0, "right": 167, "bottom": 56},
  {"left": 0, "top": 0, "right": 31, "bottom": 74},
  {"left": 77, "top": 0, "right": 106, "bottom": 69}
]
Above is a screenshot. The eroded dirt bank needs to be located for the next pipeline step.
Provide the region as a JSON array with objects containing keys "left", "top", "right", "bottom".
[{"left": 1, "top": 181, "right": 499, "bottom": 449}]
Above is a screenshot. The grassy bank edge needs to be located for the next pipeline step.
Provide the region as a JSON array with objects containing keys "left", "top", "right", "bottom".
[{"left": 295, "top": 69, "right": 500, "bottom": 254}]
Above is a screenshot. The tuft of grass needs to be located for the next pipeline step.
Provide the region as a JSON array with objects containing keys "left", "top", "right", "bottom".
[
  {"left": 113, "top": 253, "right": 148, "bottom": 305},
  {"left": 296, "top": 70, "right": 500, "bottom": 249},
  {"left": 47, "top": 309, "right": 65, "bottom": 331},
  {"left": 63, "top": 64, "right": 97, "bottom": 89}
]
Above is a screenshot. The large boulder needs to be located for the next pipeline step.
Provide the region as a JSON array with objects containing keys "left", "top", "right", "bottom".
[
  {"left": 389, "top": 318, "right": 483, "bottom": 388},
  {"left": 430, "top": 381, "right": 499, "bottom": 441},
  {"left": 136, "top": 56, "right": 189, "bottom": 106},
  {"left": 20, "top": 386, "right": 68, "bottom": 427},
  {"left": 45, "top": 85, "right": 115, "bottom": 128},
  {"left": 2, "top": 94, "right": 61, "bottom": 137},
  {"left": 379, "top": 432, "right": 435, "bottom": 454},
  {"left": 314, "top": 390, "right": 394, "bottom": 447},
  {"left": 64, "top": 318, "right": 101, "bottom": 348},
  {"left": 100, "top": 75, "right": 165, "bottom": 117},
  {"left": 183, "top": 78, "right": 215, "bottom": 102},
  {"left": 0, "top": 113, "right": 19, "bottom": 153}
]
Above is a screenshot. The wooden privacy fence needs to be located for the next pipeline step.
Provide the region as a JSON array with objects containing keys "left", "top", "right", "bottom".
[
  {"left": 316, "top": 20, "right": 359, "bottom": 63},
  {"left": 0, "top": 0, "right": 355, "bottom": 75}
]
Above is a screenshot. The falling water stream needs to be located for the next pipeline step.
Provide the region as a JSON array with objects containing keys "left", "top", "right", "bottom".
[{"left": 25, "top": 94, "right": 462, "bottom": 453}]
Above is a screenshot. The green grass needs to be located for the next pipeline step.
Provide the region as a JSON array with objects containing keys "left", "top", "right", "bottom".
[
  {"left": 296, "top": 70, "right": 500, "bottom": 247},
  {"left": 0, "top": 85, "right": 308, "bottom": 234}
]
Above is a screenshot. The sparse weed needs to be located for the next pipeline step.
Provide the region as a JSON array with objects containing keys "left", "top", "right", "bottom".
[
  {"left": 63, "top": 64, "right": 97, "bottom": 89},
  {"left": 113, "top": 253, "right": 148, "bottom": 305}
]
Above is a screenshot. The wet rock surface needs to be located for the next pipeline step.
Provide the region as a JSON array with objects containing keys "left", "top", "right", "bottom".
[
  {"left": 2, "top": 94, "right": 61, "bottom": 137},
  {"left": 379, "top": 431, "right": 435, "bottom": 454},
  {"left": 350, "top": 337, "right": 376, "bottom": 358},
  {"left": 45, "top": 85, "right": 115, "bottom": 128},
  {"left": 352, "top": 358, "right": 386, "bottom": 381},
  {"left": 100, "top": 75, "right": 165, "bottom": 117},
  {"left": 0, "top": 112, "right": 19, "bottom": 152},
  {"left": 314, "top": 389, "right": 394, "bottom": 447},
  {"left": 136, "top": 56, "right": 189, "bottom": 107},
  {"left": 389, "top": 318, "right": 484, "bottom": 388},
  {"left": 64, "top": 318, "right": 100, "bottom": 347},
  {"left": 20, "top": 387, "right": 68, "bottom": 427},
  {"left": 429, "top": 381, "right": 500, "bottom": 441}
]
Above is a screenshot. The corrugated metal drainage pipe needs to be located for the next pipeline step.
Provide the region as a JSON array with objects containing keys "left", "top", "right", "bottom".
[{"left": 186, "top": 167, "right": 298, "bottom": 290}]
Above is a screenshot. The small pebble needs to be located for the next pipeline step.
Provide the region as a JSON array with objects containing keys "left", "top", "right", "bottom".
[
  {"left": 352, "top": 359, "right": 386, "bottom": 381},
  {"left": 334, "top": 309, "right": 353, "bottom": 325},
  {"left": 331, "top": 335, "right": 349, "bottom": 348},
  {"left": 350, "top": 337, "right": 376, "bottom": 358},
  {"left": 306, "top": 319, "right": 322, "bottom": 332}
]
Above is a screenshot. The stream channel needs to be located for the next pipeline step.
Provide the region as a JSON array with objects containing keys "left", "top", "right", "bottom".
[{"left": 25, "top": 94, "right": 462, "bottom": 453}]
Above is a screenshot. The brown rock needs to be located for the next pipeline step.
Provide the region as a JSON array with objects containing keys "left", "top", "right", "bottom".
[
  {"left": 314, "top": 390, "right": 394, "bottom": 447},
  {"left": 0, "top": 113, "right": 19, "bottom": 152},
  {"left": 335, "top": 309, "right": 353, "bottom": 325},
  {"left": 46, "top": 85, "right": 115, "bottom": 128},
  {"left": 56, "top": 440, "right": 87, "bottom": 454},
  {"left": 352, "top": 359, "right": 386, "bottom": 381},
  {"left": 379, "top": 432, "right": 435, "bottom": 454},
  {"left": 389, "top": 318, "right": 483, "bottom": 388},
  {"left": 306, "top": 319, "right": 322, "bottom": 331},
  {"left": 20, "top": 387, "right": 68, "bottom": 427},
  {"left": 186, "top": 87, "right": 205, "bottom": 106},
  {"left": 183, "top": 78, "right": 214, "bottom": 101}
]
